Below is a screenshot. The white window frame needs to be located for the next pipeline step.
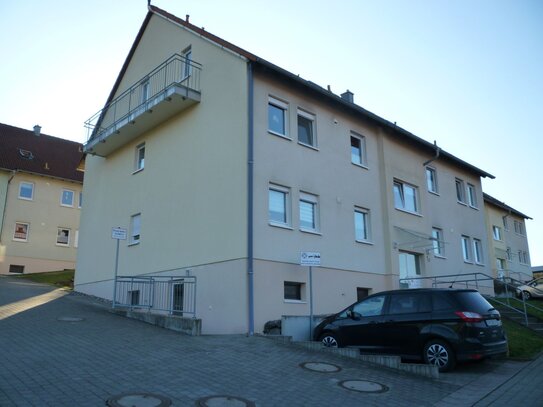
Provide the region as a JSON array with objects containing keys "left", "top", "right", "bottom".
[
  {"left": 473, "top": 238, "right": 484, "bottom": 264},
  {"left": 13, "top": 222, "right": 29, "bottom": 242},
  {"left": 350, "top": 132, "right": 367, "bottom": 167},
  {"left": 182, "top": 47, "right": 192, "bottom": 79},
  {"left": 426, "top": 167, "right": 438, "bottom": 194},
  {"left": 461, "top": 235, "right": 472, "bottom": 263},
  {"left": 492, "top": 225, "right": 502, "bottom": 241},
  {"left": 432, "top": 227, "right": 444, "bottom": 257},
  {"left": 297, "top": 109, "right": 317, "bottom": 148},
  {"left": 268, "top": 96, "right": 288, "bottom": 138},
  {"left": 268, "top": 184, "right": 291, "bottom": 228},
  {"left": 354, "top": 207, "right": 371, "bottom": 243},
  {"left": 130, "top": 213, "right": 141, "bottom": 245},
  {"left": 60, "top": 189, "right": 75, "bottom": 207},
  {"left": 140, "top": 78, "right": 150, "bottom": 103},
  {"left": 393, "top": 180, "right": 419, "bottom": 214},
  {"left": 299, "top": 192, "right": 319, "bottom": 233},
  {"left": 56, "top": 227, "right": 71, "bottom": 247},
  {"left": 18, "top": 182, "right": 34, "bottom": 201},
  {"left": 135, "top": 143, "right": 145, "bottom": 173},
  {"left": 456, "top": 178, "right": 466, "bottom": 204},
  {"left": 467, "top": 183, "right": 478, "bottom": 208}
]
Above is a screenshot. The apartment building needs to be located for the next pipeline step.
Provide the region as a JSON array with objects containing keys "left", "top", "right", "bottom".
[
  {"left": 0, "top": 123, "right": 84, "bottom": 274},
  {"left": 483, "top": 193, "right": 532, "bottom": 282},
  {"left": 75, "top": 6, "right": 494, "bottom": 334}
]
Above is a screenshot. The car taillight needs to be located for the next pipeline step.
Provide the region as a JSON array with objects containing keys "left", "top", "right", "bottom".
[{"left": 455, "top": 311, "right": 483, "bottom": 322}]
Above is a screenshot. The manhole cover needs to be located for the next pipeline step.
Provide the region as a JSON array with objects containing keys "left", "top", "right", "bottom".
[
  {"left": 106, "top": 393, "right": 172, "bottom": 407},
  {"left": 57, "top": 317, "right": 84, "bottom": 322},
  {"left": 339, "top": 380, "right": 389, "bottom": 393},
  {"left": 195, "top": 395, "right": 256, "bottom": 407},
  {"left": 300, "top": 362, "right": 342, "bottom": 373}
]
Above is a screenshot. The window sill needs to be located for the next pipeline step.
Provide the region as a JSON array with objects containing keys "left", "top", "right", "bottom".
[
  {"left": 268, "top": 130, "right": 291, "bottom": 140},
  {"left": 464, "top": 260, "right": 474, "bottom": 265},
  {"left": 428, "top": 190, "right": 440, "bottom": 196},
  {"left": 284, "top": 299, "right": 307, "bottom": 304},
  {"left": 469, "top": 205, "right": 479, "bottom": 210},
  {"left": 132, "top": 168, "right": 144, "bottom": 175},
  {"left": 457, "top": 201, "right": 468, "bottom": 206},
  {"left": 355, "top": 239, "right": 373, "bottom": 246},
  {"left": 12, "top": 239, "right": 28, "bottom": 243},
  {"left": 60, "top": 204, "right": 74, "bottom": 208},
  {"left": 128, "top": 242, "right": 140, "bottom": 247},
  {"left": 56, "top": 244, "right": 70, "bottom": 248},
  {"left": 269, "top": 222, "right": 293, "bottom": 230},
  {"left": 434, "top": 255, "right": 447, "bottom": 260},
  {"left": 18, "top": 197, "right": 33, "bottom": 201},
  {"left": 351, "top": 162, "right": 369, "bottom": 170},
  {"left": 297, "top": 141, "right": 319, "bottom": 151},
  {"left": 300, "top": 228, "right": 322, "bottom": 236},
  {"left": 475, "top": 262, "right": 485, "bottom": 267},
  {"left": 394, "top": 208, "right": 422, "bottom": 217}
]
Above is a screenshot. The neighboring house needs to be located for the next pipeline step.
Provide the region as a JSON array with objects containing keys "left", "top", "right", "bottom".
[
  {"left": 76, "top": 5, "right": 495, "bottom": 335},
  {"left": 533, "top": 266, "right": 543, "bottom": 280},
  {"left": 0, "top": 123, "right": 84, "bottom": 274},
  {"left": 483, "top": 193, "right": 532, "bottom": 282}
]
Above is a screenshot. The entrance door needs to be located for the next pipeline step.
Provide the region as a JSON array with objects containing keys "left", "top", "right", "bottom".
[
  {"left": 399, "top": 252, "right": 421, "bottom": 288},
  {"left": 173, "top": 283, "right": 184, "bottom": 315}
]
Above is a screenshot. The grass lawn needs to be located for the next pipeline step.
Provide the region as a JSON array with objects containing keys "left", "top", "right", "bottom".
[
  {"left": 491, "top": 297, "right": 543, "bottom": 320},
  {"left": 16, "top": 269, "right": 74, "bottom": 289},
  {"left": 502, "top": 318, "right": 543, "bottom": 359}
]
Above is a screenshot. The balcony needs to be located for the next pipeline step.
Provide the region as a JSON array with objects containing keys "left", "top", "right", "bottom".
[{"left": 84, "top": 54, "right": 202, "bottom": 156}]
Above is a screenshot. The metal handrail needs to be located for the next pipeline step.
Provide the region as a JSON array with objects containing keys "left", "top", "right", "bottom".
[{"left": 84, "top": 53, "right": 202, "bottom": 143}]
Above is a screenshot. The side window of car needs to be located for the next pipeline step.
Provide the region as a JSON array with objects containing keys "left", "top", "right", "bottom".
[
  {"left": 352, "top": 295, "right": 386, "bottom": 317},
  {"left": 432, "top": 293, "right": 454, "bottom": 311},
  {"left": 389, "top": 294, "right": 420, "bottom": 314},
  {"left": 418, "top": 293, "right": 432, "bottom": 312}
]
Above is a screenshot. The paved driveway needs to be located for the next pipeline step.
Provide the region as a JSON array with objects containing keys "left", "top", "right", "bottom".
[{"left": 0, "top": 276, "right": 535, "bottom": 406}]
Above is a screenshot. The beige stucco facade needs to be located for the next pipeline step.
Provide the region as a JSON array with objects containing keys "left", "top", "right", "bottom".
[
  {"left": 76, "top": 8, "right": 496, "bottom": 334},
  {"left": 0, "top": 171, "right": 82, "bottom": 274}
]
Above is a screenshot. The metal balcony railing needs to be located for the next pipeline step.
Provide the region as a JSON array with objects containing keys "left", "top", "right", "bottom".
[{"left": 84, "top": 53, "right": 202, "bottom": 144}]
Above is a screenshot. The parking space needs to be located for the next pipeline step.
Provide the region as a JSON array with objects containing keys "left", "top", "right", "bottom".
[{"left": 0, "top": 277, "right": 533, "bottom": 406}]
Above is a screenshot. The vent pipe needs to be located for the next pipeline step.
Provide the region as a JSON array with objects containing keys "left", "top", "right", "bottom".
[{"left": 340, "top": 90, "right": 354, "bottom": 103}]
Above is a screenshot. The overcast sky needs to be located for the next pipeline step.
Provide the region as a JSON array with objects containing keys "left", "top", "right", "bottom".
[{"left": 1, "top": 0, "right": 541, "bottom": 266}]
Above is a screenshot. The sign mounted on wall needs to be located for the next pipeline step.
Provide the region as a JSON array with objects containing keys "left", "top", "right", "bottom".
[
  {"left": 111, "top": 227, "right": 127, "bottom": 240},
  {"left": 300, "top": 251, "right": 321, "bottom": 266}
]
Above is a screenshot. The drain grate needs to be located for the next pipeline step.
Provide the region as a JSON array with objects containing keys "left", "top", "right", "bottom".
[
  {"left": 106, "top": 392, "right": 172, "bottom": 407},
  {"left": 57, "top": 316, "right": 84, "bottom": 322},
  {"left": 195, "top": 395, "right": 256, "bottom": 407},
  {"left": 299, "top": 362, "right": 342, "bottom": 373},
  {"left": 338, "top": 380, "right": 389, "bottom": 393}
]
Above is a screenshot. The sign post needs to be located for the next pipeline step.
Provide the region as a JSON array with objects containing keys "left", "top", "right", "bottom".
[
  {"left": 111, "top": 227, "right": 127, "bottom": 308},
  {"left": 300, "top": 251, "right": 321, "bottom": 341}
]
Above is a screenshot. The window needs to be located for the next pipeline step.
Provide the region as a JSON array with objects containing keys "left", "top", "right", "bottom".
[
  {"left": 130, "top": 214, "right": 141, "bottom": 244},
  {"left": 473, "top": 239, "right": 483, "bottom": 264},
  {"left": 182, "top": 47, "right": 192, "bottom": 78},
  {"left": 426, "top": 167, "right": 438, "bottom": 194},
  {"left": 514, "top": 220, "right": 525, "bottom": 236},
  {"left": 129, "top": 290, "right": 140, "bottom": 306},
  {"left": 356, "top": 287, "right": 370, "bottom": 301},
  {"left": 432, "top": 228, "right": 444, "bottom": 257},
  {"left": 352, "top": 295, "right": 385, "bottom": 317},
  {"left": 284, "top": 281, "right": 303, "bottom": 301},
  {"left": 455, "top": 178, "right": 466, "bottom": 203},
  {"left": 9, "top": 265, "right": 25, "bottom": 274},
  {"left": 78, "top": 192, "right": 83, "bottom": 208},
  {"left": 354, "top": 208, "right": 370, "bottom": 242},
  {"left": 56, "top": 228, "right": 71, "bottom": 246},
  {"left": 299, "top": 192, "right": 319, "bottom": 232},
  {"left": 135, "top": 143, "right": 145, "bottom": 172},
  {"left": 393, "top": 180, "right": 418, "bottom": 213},
  {"left": 502, "top": 216, "right": 509, "bottom": 231},
  {"left": 19, "top": 182, "right": 34, "bottom": 200},
  {"left": 492, "top": 226, "right": 502, "bottom": 241},
  {"left": 61, "top": 189, "right": 74, "bottom": 207},
  {"left": 268, "top": 97, "right": 287, "bottom": 136},
  {"left": 350, "top": 133, "right": 367, "bottom": 166},
  {"left": 140, "top": 78, "right": 150, "bottom": 103},
  {"left": 268, "top": 184, "right": 290, "bottom": 226},
  {"left": 506, "top": 247, "right": 512, "bottom": 261},
  {"left": 467, "top": 184, "right": 477, "bottom": 207},
  {"left": 461, "top": 236, "right": 471, "bottom": 262},
  {"left": 398, "top": 252, "right": 421, "bottom": 289},
  {"left": 297, "top": 109, "right": 316, "bottom": 147},
  {"left": 389, "top": 293, "right": 431, "bottom": 314},
  {"left": 519, "top": 251, "right": 529, "bottom": 265},
  {"left": 13, "top": 223, "right": 29, "bottom": 241},
  {"left": 496, "top": 258, "right": 506, "bottom": 271}
]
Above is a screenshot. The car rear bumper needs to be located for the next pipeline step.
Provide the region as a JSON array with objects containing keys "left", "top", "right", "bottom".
[{"left": 456, "top": 339, "right": 508, "bottom": 361}]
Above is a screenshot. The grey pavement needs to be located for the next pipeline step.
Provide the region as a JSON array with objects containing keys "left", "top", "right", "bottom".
[{"left": 0, "top": 275, "right": 540, "bottom": 407}]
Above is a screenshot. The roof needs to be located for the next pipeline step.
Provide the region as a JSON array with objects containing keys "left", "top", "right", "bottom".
[
  {"left": 483, "top": 193, "right": 532, "bottom": 220},
  {"left": 99, "top": 5, "right": 494, "bottom": 179},
  {"left": 0, "top": 123, "right": 84, "bottom": 183}
]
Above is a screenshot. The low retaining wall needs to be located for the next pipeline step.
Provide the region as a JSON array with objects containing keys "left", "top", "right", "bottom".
[{"left": 110, "top": 308, "right": 201, "bottom": 336}]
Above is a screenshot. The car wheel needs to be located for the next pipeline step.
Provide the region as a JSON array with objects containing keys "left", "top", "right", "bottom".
[
  {"left": 523, "top": 291, "right": 532, "bottom": 301},
  {"left": 319, "top": 333, "right": 340, "bottom": 348},
  {"left": 423, "top": 339, "right": 456, "bottom": 372}
]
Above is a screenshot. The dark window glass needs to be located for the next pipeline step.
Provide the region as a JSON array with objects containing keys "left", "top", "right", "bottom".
[
  {"left": 455, "top": 291, "right": 494, "bottom": 314},
  {"left": 9, "top": 264, "right": 24, "bottom": 274},
  {"left": 389, "top": 294, "right": 419, "bottom": 314},
  {"left": 357, "top": 287, "right": 370, "bottom": 302},
  {"left": 268, "top": 104, "right": 285, "bottom": 135},
  {"left": 298, "top": 115, "right": 313, "bottom": 145},
  {"left": 352, "top": 295, "right": 385, "bottom": 317},
  {"left": 432, "top": 293, "right": 455, "bottom": 311},
  {"left": 284, "top": 282, "right": 302, "bottom": 300}
]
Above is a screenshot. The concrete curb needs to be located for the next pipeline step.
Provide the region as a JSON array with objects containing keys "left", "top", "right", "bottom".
[{"left": 110, "top": 308, "right": 202, "bottom": 336}]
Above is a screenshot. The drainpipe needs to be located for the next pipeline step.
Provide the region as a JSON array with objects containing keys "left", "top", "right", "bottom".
[
  {"left": 423, "top": 140, "right": 440, "bottom": 167},
  {"left": 0, "top": 170, "right": 16, "bottom": 243},
  {"left": 247, "top": 62, "right": 255, "bottom": 336}
]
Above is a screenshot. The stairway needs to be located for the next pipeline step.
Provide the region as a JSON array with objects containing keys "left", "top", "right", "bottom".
[{"left": 492, "top": 301, "right": 543, "bottom": 336}]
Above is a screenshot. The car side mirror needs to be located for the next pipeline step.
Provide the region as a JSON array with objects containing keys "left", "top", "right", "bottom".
[{"left": 351, "top": 311, "right": 362, "bottom": 321}]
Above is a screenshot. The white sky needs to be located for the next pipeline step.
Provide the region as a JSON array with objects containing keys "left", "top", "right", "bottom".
[{"left": 1, "top": 0, "right": 541, "bottom": 265}]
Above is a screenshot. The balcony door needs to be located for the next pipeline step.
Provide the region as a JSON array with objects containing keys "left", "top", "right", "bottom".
[{"left": 399, "top": 251, "right": 421, "bottom": 288}]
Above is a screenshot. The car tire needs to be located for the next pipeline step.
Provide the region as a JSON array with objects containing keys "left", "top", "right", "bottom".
[
  {"left": 319, "top": 332, "right": 340, "bottom": 348},
  {"left": 523, "top": 291, "right": 532, "bottom": 301},
  {"left": 423, "top": 339, "right": 456, "bottom": 372}
]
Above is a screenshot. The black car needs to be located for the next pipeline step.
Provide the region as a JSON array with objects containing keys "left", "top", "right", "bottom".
[{"left": 313, "top": 288, "right": 508, "bottom": 371}]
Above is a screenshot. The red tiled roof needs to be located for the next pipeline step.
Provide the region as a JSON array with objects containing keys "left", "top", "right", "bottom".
[{"left": 0, "top": 123, "right": 84, "bottom": 183}]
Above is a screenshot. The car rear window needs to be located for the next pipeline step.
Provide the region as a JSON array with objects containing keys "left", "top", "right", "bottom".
[{"left": 454, "top": 291, "right": 494, "bottom": 313}]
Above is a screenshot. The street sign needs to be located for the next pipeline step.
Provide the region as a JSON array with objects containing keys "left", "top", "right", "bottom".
[
  {"left": 111, "top": 227, "right": 127, "bottom": 240},
  {"left": 300, "top": 251, "right": 321, "bottom": 266}
]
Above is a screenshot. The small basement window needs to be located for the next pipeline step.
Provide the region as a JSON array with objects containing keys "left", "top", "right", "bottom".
[
  {"left": 284, "top": 281, "right": 304, "bottom": 301},
  {"left": 9, "top": 264, "right": 25, "bottom": 274}
]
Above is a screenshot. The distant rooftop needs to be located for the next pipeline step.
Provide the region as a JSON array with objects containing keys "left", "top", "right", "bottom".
[{"left": 483, "top": 193, "right": 531, "bottom": 220}]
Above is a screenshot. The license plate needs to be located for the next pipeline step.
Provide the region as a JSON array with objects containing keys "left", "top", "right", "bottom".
[{"left": 486, "top": 319, "right": 501, "bottom": 327}]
